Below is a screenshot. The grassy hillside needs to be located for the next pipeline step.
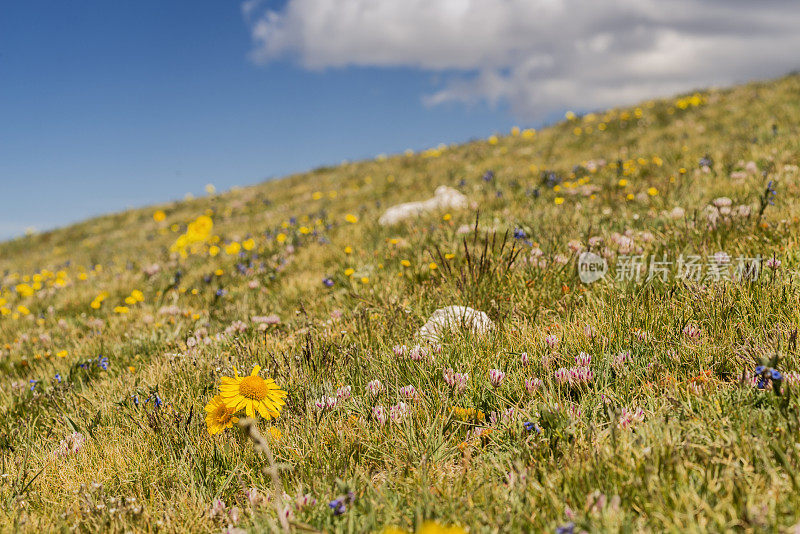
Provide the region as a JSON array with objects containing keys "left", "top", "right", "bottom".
[{"left": 2, "top": 73, "right": 800, "bottom": 533}]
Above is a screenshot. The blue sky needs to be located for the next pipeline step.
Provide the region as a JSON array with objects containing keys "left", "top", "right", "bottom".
[
  {"left": 2, "top": 1, "right": 799, "bottom": 240},
  {"left": 0, "top": 1, "right": 521, "bottom": 239}
]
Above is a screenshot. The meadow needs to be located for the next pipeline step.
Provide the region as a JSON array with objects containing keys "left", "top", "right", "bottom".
[{"left": 1, "top": 73, "right": 800, "bottom": 533}]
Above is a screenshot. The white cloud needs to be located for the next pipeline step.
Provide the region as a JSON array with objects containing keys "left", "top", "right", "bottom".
[{"left": 243, "top": 0, "right": 800, "bottom": 118}]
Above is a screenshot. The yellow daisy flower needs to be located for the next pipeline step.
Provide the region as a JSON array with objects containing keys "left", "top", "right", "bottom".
[
  {"left": 204, "top": 395, "right": 239, "bottom": 436},
  {"left": 219, "top": 365, "right": 287, "bottom": 419}
]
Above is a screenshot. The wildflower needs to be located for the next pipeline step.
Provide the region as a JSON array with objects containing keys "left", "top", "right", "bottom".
[
  {"left": 295, "top": 493, "right": 317, "bottom": 509},
  {"left": 545, "top": 334, "right": 559, "bottom": 350},
  {"left": 520, "top": 352, "right": 529, "bottom": 366},
  {"left": 315, "top": 396, "right": 337, "bottom": 411},
  {"left": 489, "top": 369, "right": 505, "bottom": 388},
  {"left": 766, "top": 256, "right": 781, "bottom": 270},
  {"left": 408, "top": 345, "right": 428, "bottom": 361},
  {"left": 443, "top": 368, "right": 468, "bottom": 393},
  {"left": 97, "top": 355, "right": 109, "bottom": 370},
  {"left": 618, "top": 407, "right": 645, "bottom": 429},
  {"left": 682, "top": 324, "right": 701, "bottom": 340},
  {"left": 482, "top": 170, "right": 494, "bottom": 182},
  {"left": 204, "top": 395, "right": 239, "bottom": 436},
  {"left": 523, "top": 421, "right": 540, "bottom": 433},
  {"left": 575, "top": 352, "right": 591, "bottom": 366},
  {"left": 54, "top": 432, "right": 85, "bottom": 457},
  {"left": 210, "top": 498, "right": 227, "bottom": 519},
  {"left": 329, "top": 498, "right": 346, "bottom": 515},
  {"left": 372, "top": 405, "right": 388, "bottom": 426},
  {"left": 336, "top": 385, "right": 352, "bottom": 401},
  {"left": 218, "top": 365, "right": 287, "bottom": 419},
  {"left": 345, "top": 214, "right": 358, "bottom": 224},
  {"left": 524, "top": 377, "right": 543, "bottom": 394},
  {"left": 322, "top": 277, "right": 334, "bottom": 287},
  {"left": 399, "top": 385, "right": 419, "bottom": 400},
  {"left": 513, "top": 228, "right": 526, "bottom": 239},
  {"left": 366, "top": 379, "right": 383, "bottom": 397},
  {"left": 393, "top": 345, "right": 407, "bottom": 357},
  {"left": 390, "top": 402, "right": 409, "bottom": 422},
  {"left": 612, "top": 351, "right": 631, "bottom": 371}
]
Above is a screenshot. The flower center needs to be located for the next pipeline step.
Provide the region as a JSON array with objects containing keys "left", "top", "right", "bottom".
[
  {"left": 239, "top": 375, "right": 269, "bottom": 400},
  {"left": 214, "top": 404, "right": 233, "bottom": 424}
]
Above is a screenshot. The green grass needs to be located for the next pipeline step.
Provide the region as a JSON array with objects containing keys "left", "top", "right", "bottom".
[{"left": 2, "top": 73, "right": 800, "bottom": 533}]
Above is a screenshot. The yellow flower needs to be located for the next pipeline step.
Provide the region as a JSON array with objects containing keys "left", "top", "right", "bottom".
[
  {"left": 442, "top": 213, "right": 451, "bottom": 221},
  {"left": 383, "top": 521, "right": 465, "bottom": 534},
  {"left": 17, "top": 305, "right": 30, "bottom": 315},
  {"left": 57, "top": 350, "right": 68, "bottom": 358},
  {"left": 360, "top": 277, "right": 369, "bottom": 284},
  {"left": 242, "top": 238, "right": 256, "bottom": 251},
  {"left": 618, "top": 179, "right": 628, "bottom": 187},
  {"left": 276, "top": 233, "right": 287, "bottom": 244},
  {"left": 400, "top": 260, "right": 411, "bottom": 267},
  {"left": 345, "top": 214, "right": 359, "bottom": 224},
  {"left": 225, "top": 242, "right": 241, "bottom": 255},
  {"left": 205, "top": 184, "right": 216, "bottom": 194},
  {"left": 344, "top": 268, "right": 355, "bottom": 277},
  {"left": 114, "top": 306, "right": 130, "bottom": 314},
  {"left": 16, "top": 284, "right": 34, "bottom": 297},
  {"left": 218, "top": 365, "right": 287, "bottom": 419},
  {"left": 267, "top": 427, "right": 282, "bottom": 441},
  {"left": 209, "top": 245, "right": 220, "bottom": 257},
  {"left": 565, "top": 111, "right": 576, "bottom": 120},
  {"left": 647, "top": 187, "right": 659, "bottom": 196},
  {"left": 299, "top": 226, "right": 311, "bottom": 234},
  {"left": 488, "top": 135, "right": 498, "bottom": 145},
  {"left": 153, "top": 210, "right": 166, "bottom": 222},
  {"left": 554, "top": 197, "right": 565, "bottom": 205},
  {"left": 312, "top": 191, "right": 323, "bottom": 200},
  {"left": 344, "top": 246, "right": 353, "bottom": 254},
  {"left": 205, "top": 395, "right": 239, "bottom": 435},
  {"left": 429, "top": 262, "right": 438, "bottom": 270}
]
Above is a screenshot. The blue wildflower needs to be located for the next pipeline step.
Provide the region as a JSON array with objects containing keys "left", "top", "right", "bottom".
[
  {"left": 55, "top": 373, "right": 61, "bottom": 383},
  {"left": 755, "top": 365, "right": 765, "bottom": 375},
  {"left": 323, "top": 277, "right": 334, "bottom": 288},
  {"left": 328, "top": 498, "right": 346, "bottom": 516},
  {"left": 514, "top": 228, "right": 526, "bottom": 239},
  {"left": 482, "top": 170, "right": 494, "bottom": 182},
  {"left": 771, "top": 369, "right": 783, "bottom": 381},
  {"left": 29, "top": 379, "right": 37, "bottom": 391},
  {"left": 215, "top": 289, "right": 227, "bottom": 297},
  {"left": 97, "top": 355, "right": 109, "bottom": 371},
  {"left": 154, "top": 395, "right": 163, "bottom": 408},
  {"left": 523, "top": 421, "right": 540, "bottom": 433},
  {"left": 556, "top": 523, "right": 575, "bottom": 534}
]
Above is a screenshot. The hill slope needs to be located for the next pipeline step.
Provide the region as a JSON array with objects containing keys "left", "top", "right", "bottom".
[{"left": 2, "top": 74, "right": 800, "bottom": 532}]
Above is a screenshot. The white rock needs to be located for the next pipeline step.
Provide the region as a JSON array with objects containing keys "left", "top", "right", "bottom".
[
  {"left": 379, "top": 186, "right": 468, "bottom": 226},
  {"left": 417, "top": 306, "right": 493, "bottom": 341}
]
